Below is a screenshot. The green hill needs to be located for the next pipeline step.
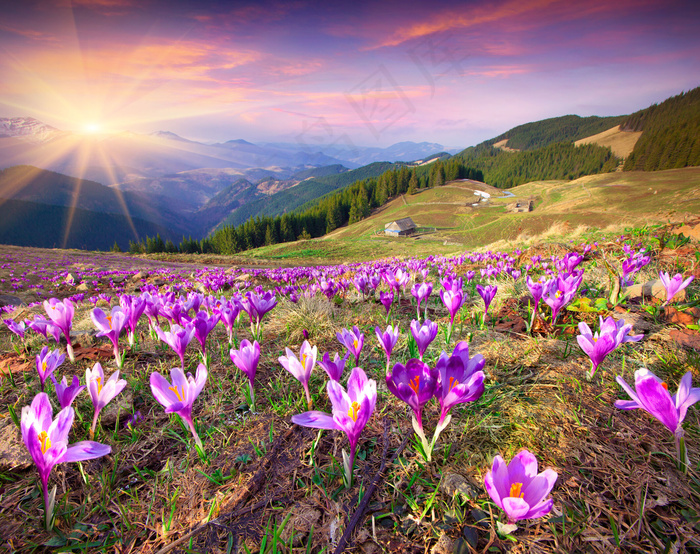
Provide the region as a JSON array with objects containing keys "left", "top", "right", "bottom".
[
  {"left": 456, "top": 141, "right": 619, "bottom": 189},
  {"left": 490, "top": 114, "right": 626, "bottom": 151},
  {"left": 0, "top": 197, "right": 177, "bottom": 251},
  {"left": 0, "top": 165, "right": 190, "bottom": 235},
  {"left": 622, "top": 87, "right": 700, "bottom": 171}
]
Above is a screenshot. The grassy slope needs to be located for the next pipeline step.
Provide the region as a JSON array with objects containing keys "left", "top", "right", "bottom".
[{"left": 234, "top": 167, "right": 700, "bottom": 264}]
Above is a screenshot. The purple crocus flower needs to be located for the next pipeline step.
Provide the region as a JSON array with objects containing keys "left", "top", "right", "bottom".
[
  {"left": 215, "top": 301, "right": 240, "bottom": 346},
  {"left": 22, "top": 393, "right": 111, "bottom": 529},
  {"left": 279, "top": 340, "right": 317, "bottom": 409},
  {"left": 386, "top": 358, "right": 438, "bottom": 454},
  {"left": 155, "top": 323, "right": 196, "bottom": 370},
  {"left": 435, "top": 341, "right": 485, "bottom": 428},
  {"left": 337, "top": 326, "right": 364, "bottom": 366},
  {"left": 230, "top": 339, "right": 260, "bottom": 410},
  {"left": 476, "top": 284, "right": 498, "bottom": 320},
  {"left": 119, "top": 294, "right": 146, "bottom": 347},
  {"left": 91, "top": 306, "right": 128, "bottom": 368},
  {"left": 576, "top": 322, "right": 619, "bottom": 380},
  {"left": 375, "top": 324, "right": 400, "bottom": 371},
  {"left": 3, "top": 318, "right": 25, "bottom": 339},
  {"left": 379, "top": 290, "right": 394, "bottom": 319},
  {"left": 150, "top": 364, "right": 208, "bottom": 449},
  {"left": 439, "top": 287, "right": 466, "bottom": 345},
  {"left": 439, "top": 288, "right": 465, "bottom": 325},
  {"left": 659, "top": 272, "right": 694, "bottom": 305},
  {"left": 409, "top": 319, "right": 438, "bottom": 360},
  {"left": 292, "top": 367, "right": 376, "bottom": 487},
  {"left": 525, "top": 276, "right": 553, "bottom": 332},
  {"left": 43, "top": 298, "right": 75, "bottom": 362},
  {"left": 318, "top": 351, "right": 349, "bottom": 382},
  {"left": 240, "top": 290, "right": 277, "bottom": 340},
  {"left": 616, "top": 368, "right": 700, "bottom": 472},
  {"left": 191, "top": 310, "right": 221, "bottom": 367},
  {"left": 411, "top": 281, "right": 433, "bottom": 320},
  {"left": 600, "top": 316, "right": 644, "bottom": 344},
  {"left": 26, "top": 315, "right": 61, "bottom": 343},
  {"left": 484, "top": 449, "right": 558, "bottom": 524},
  {"left": 50, "top": 374, "right": 86, "bottom": 409},
  {"left": 86, "top": 362, "right": 127, "bottom": 439},
  {"left": 353, "top": 273, "right": 369, "bottom": 299},
  {"left": 542, "top": 272, "right": 583, "bottom": 325},
  {"left": 36, "top": 346, "right": 65, "bottom": 392}
]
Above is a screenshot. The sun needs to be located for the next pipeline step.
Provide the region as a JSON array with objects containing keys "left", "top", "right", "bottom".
[{"left": 82, "top": 122, "right": 102, "bottom": 134}]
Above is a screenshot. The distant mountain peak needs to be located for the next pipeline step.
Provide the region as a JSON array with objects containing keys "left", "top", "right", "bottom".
[
  {"left": 225, "top": 139, "right": 255, "bottom": 146},
  {"left": 150, "top": 130, "right": 193, "bottom": 142},
  {"left": 0, "top": 116, "right": 64, "bottom": 144}
]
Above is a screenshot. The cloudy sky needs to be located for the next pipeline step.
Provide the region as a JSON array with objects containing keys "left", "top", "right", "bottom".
[{"left": 1, "top": 0, "right": 698, "bottom": 148}]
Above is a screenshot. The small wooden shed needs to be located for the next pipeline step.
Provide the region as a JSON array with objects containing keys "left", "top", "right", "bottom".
[{"left": 384, "top": 217, "right": 417, "bottom": 236}]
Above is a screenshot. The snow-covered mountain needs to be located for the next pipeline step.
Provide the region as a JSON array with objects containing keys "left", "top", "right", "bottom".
[{"left": 0, "top": 117, "right": 65, "bottom": 143}]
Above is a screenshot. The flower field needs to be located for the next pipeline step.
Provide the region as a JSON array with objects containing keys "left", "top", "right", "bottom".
[{"left": 0, "top": 226, "right": 699, "bottom": 553}]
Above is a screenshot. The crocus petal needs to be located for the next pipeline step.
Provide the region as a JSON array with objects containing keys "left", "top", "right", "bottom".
[
  {"left": 614, "top": 399, "right": 640, "bottom": 410},
  {"left": 521, "top": 469, "right": 558, "bottom": 507},
  {"left": 291, "top": 411, "right": 341, "bottom": 430},
  {"left": 524, "top": 498, "right": 554, "bottom": 520},
  {"left": 636, "top": 377, "right": 679, "bottom": 433},
  {"left": 615, "top": 375, "right": 641, "bottom": 407},
  {"left": 485, "top": 455, "right": 510, "bottom": 507},
  {"left": 150, "top": 372, "right": 182, "bottom": 408},
  {"left": 62, "top": 441, "right": 112, "bottom": 463},
  {"left": 508, "top": 449, "right": 540, "bottom": 484},
  {"left": 502, "top": 496, "right": 532, "bottom": 522}
]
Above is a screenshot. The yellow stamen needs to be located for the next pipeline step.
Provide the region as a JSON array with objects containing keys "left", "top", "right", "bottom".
[
  {"left": 38, "top": 431, "right": 51, "bottom": 454},
  {"left": 662, "top": 382, "right": 668, "bottom": 391},
  {"left": 353, "top": 339, "right": 359, "bottom": 350},
  {"left": 169, "top": 385, "right": 186, "bottom": 402},
  {"left": 409, "top": 376, "right": 420, "bottom": 394},
  {"left": 42, "top": 361, "right": 47, "bottom": 373},
  {"left": 302, "top": 353, "right": 307, "bottom": 366},
  {"left": 106, "top": 315, "right": 112, "bottom": 329},
  {"left": 448, "top": 376, "right": 459, "bottom": 391},
  {"left": 509, "top": 482, "right": 524, "bottom": 499},
  {"left": 96, "top": 376, "right": 102, "bottom": 393},
  {"left": 347, "top": 401, "right": 361, "bottom": 422}
]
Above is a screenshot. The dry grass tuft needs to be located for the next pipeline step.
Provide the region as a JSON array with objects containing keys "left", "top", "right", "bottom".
[{"left": 268, "top": 296, "right": 338, "bottom": 344}]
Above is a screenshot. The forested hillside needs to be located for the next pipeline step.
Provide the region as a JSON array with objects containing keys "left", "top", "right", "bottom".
[
  {"left": 489, "top": 115, "right": 626, "bottom": 150},
  {"left": 622, "top": 87, "right": 700, "bottom": 171},
  {"left": 456, "top": 142, "right": 619, "bottom": 188},
  {"left": 0, "top": 198, "right": 176, "bottom": 251}
]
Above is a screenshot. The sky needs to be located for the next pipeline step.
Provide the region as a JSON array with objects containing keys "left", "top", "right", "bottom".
[{"left": 1, "top": 0, "right": 699, "bottom": 149}]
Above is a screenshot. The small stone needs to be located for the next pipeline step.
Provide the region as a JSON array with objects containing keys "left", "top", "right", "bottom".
[
  {"left": 235, "top": 273, "right": 251, "bottom": 282},
  {"left": 0, "top": 417, "right": 32, "bottom": 471},
  {"left": 111, "top": 275, "right": 126, "bottom": 284},
  {"left": 0, "top": 295, "right": 24, "bottom": 308},
  {"left": 131, "top": 271, "right": 149, "bottom": 281},
  {"left": 100, "top": 389, "right": 134, "bottom": 428},
  {"left": 279, "top": 506, "right": 320, "bottom": 546},
  {"left": 440, "top": 473, "right": 479, "bottom": 501},
  {"left": 623, "top": 279, "right": 684, "bottom": 302},
  {"left": 76, "top": 283, "right": 90, "bottom": 292},
  {"left": 430, "top": 532, "right": 454, "bottom": 554},
  {"left": 65, "top": 273, "right": 79, "bottom": 285}
]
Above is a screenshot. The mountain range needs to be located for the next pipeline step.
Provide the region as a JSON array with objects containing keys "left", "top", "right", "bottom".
[{"left": 0, "top": 86, "right": 698, "bottom": 251}]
